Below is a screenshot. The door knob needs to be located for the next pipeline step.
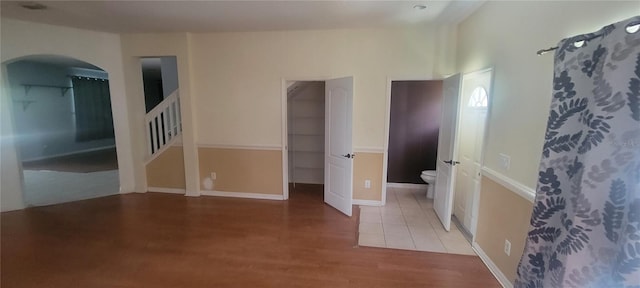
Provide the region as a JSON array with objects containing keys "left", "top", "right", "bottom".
[
  {"left": 342, "top": 153, "right": 355, "bottom": 159},
  {"left": 444, "top": 160, "right": 460, "bottom": 165}
]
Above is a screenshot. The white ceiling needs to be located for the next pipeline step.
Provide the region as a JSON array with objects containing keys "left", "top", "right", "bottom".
[{"left": 0, "top": 1, "right": 484, "bottom": 33}]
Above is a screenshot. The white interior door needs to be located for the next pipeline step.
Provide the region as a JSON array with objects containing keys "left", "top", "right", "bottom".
[
  {"left": 324, "top": 77, "right": 353, "bottom": 216},
  {"left": 454, "top": 70, "right": 492, "bottom": 236},
  {"left": 433, "top": 74, "right": 461, "bottom": 231}
]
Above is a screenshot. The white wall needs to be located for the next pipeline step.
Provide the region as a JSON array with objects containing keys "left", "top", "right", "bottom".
[
  {"left": 191, "top": 28, "right": 439, "bottom": 149},
  {"left": 457, "top": 1, "right": 640, "bottom": 188},
  {"left": 7, "top": 61, "right": 115, "bottom": 161},
  {"left": 1, "top": 19, "right": 136, "bottom": 211}
]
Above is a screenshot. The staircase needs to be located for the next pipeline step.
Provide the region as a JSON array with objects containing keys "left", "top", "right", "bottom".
[{"left": 145, "top": 89, "right": 181, "bottom": 161}]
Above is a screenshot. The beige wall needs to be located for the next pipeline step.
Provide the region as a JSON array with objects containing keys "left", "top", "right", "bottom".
[
  {"left": 457, "top": 1, "right": 639, "bottom": 285},
  {"left": 457, "top": 1, "right": 639, "bottom": 187},
  {"left": 198, "top": 147, "right": 282, "bottom": 195},
  {"left": 0, "top": 19, "right": 134, "bottom": 211},
  {"left": 120, "top": 33, "right": 200, "bottom": 195},
  {"left": 353, "top": 152, "right": 384, "bottom": 201},
  {"left": 476, "top": 177, "right": 533, "bottom": 283},
  {"left": 190, "top": 28, "right": 439, "bottom": 149},
  {"left": 146, "top": 146, "right": 186, "bottom": 189}
]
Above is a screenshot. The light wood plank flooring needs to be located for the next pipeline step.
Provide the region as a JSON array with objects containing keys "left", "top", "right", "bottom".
[{"left": 1, "top": 185, "right": 500, "bottom": 287}]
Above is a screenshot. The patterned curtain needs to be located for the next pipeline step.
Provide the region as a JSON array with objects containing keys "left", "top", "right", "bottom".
[
  {"left": 72, "top": 77, "right": 114, "bottom": 142},
  {"left": 515, "top": 16, "right": 640, "bottom": 287}
]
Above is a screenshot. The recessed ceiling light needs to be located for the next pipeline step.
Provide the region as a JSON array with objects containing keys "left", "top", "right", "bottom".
[
  {"left": 413, "top": 4, "right": 427, "bottom": 10},
  {"left": 19, "top": 1, "right": 47, "bottom": 10}
]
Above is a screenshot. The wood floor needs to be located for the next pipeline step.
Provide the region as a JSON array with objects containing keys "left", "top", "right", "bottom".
[{"left": 1, "top": 186, "right": 500, "bottom": 288}]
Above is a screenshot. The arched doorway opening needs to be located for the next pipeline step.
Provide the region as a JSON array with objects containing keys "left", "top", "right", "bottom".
[{"left": 4, "top": 55, "right": 120, "bottom": 206}]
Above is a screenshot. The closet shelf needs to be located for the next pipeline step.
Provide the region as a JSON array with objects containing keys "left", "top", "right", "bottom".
[
  {"left": 293, "top": 166, "right": 324, "bottom": 170},
  {"left": 291, "top": 116, "right": 324, "bottom": 120},
  {"left": 288, "top": 133, "right": 323, "bottom": 136},
  {"left": 21, "top": 84, "right": 72, "bottom": 97},
  {"left": 289, "top": 150, "right": 323, "bottom": 153}
]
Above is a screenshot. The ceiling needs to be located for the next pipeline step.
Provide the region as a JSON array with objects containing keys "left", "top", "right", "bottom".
[{"left": 0, "top": 1, "right": 484, "bottom": 33}]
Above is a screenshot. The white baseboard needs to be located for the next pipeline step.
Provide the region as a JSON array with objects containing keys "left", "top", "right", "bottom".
[
  {"left": 387, "top": 183, "right": 428, "bottom": 189},
  {"left": 353, "top": 199, "right": 382, "bottom": 206},
  {"left": 200, "top": 190, "right": 285, "bottom": 200},
  {"left": 472, "top": 242, "right": 513, "bottom": 288},
  {"left": 148, "top": 187, "right": 185, "bottom": 194}
]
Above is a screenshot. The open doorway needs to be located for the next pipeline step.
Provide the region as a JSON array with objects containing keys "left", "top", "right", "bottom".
[
  {"left": 386, "top": 80, "right": 443, "bottom": 196},
  {"left": 357, "top": 77, "right": 479, "bottom": 255},
  {"left": 7, "top": 56, "right": 119, "bottom": 206},
  {"left": 282, "top": 77, "right": 354, "bottom": 216},
  {"left": 286, "top": 81, "right": 325, "bottom": 200}
]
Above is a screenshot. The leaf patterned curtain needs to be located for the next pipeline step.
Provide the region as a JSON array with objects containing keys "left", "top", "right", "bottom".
[
  {"left": 72, "top": 77, "right": 114, "bottom": 142},
  {"left": 515, "top": 16, "right": 640, "bottom": 287}
]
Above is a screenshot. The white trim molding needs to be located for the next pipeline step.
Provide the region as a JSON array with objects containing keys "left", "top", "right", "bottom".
[
  {"left": 353, "top": 147, "right": 384, "bottom": 153},
  {"left": 472, "top": 242, "right": 513, "bottom": 288},
  {"left": 481, "top": 167, "right": 536, "bottom": 203},
  {"left": 197, "top": 144, "right": 282, "bottom": 151},
  {"left": 353, "top": 199, "right": 383, "bottom": 206},
  {"left": 200, "top": 190, "right": 285, "bottom": 200},
  {"left": 148, "top": 187, "right": 186, "bottom": 194}
]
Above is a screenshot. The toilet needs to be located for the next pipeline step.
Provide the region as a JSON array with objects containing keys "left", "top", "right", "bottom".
[{"left": 420, "top": 170, "right": 437, "bottom": 198}]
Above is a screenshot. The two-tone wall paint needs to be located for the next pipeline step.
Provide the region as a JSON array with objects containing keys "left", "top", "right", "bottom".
[
  {"left": 137, "top": 27, "right": 453, "bottom": 201},
  {"left": 457, "top": 1, "right": 639, "bottom": 286}
]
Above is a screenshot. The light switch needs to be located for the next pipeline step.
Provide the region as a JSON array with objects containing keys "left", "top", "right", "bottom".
[{"left": 499, "top": 153, "right": 511, "bottom": 170}]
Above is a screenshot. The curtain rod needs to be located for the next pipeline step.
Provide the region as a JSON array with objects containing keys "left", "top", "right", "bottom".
[
  {"left": 537, "top": 32, "right": 604, "bottom": 56},
  {"left": 536, "top": 47, "right": 558, "bottom": 56}
]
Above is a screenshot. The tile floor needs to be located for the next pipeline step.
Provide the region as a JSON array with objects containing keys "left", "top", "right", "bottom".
[{"left": 358, "top": 186, "right": 476, "bottom": 255}]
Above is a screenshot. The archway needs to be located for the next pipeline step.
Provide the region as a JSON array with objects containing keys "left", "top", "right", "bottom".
[{"left": 2, "top": 55, "right": 121, "bottom": 206}]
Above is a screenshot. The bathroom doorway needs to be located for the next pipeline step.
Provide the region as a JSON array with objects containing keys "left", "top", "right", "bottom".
[
  {"left": 356, "top": 78, "right": 475, "bottom": 253},
  {"left": 385, "top": 80, "right": 443, "bottom": 197}
]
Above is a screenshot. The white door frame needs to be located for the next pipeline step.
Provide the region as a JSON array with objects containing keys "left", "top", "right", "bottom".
[
  {"left": 382, "top": 75, "right": 439, "bottom": 206},
  {"left": 280, "top": 76, "right": 331, "bottom": 200},
  {"left": 458, "top": 67, "right": 494, "bottom": 240}
]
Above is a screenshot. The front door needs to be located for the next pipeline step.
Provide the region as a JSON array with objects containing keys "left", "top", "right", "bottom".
[
  {"left": 454, "top": 69, "right": 492, "bottom": 235},
  {"left": 324, "top": 77, "right": 354, "bottom": 216}
]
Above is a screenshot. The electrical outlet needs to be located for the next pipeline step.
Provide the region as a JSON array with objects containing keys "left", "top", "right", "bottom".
[
  {"left": 364, "top": 180, "right": 371, "bottom": 189},
  {"left": 499, "top": 153, "right": 511, "bottom": 170},
  {"left": 211, "top": 172, "right": 216, "bottom": 180},
  {"left": 504, "top": 239, "right": 511, "bottom": 256}
]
